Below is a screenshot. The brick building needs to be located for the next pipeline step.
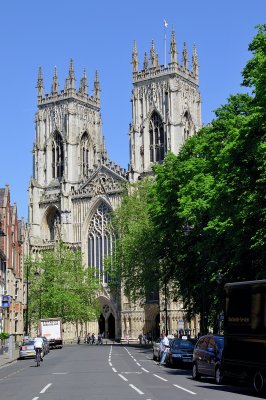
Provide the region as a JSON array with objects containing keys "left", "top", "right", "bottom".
[{"left": 0, "top": 185, "right": 24, "bottom": 341}]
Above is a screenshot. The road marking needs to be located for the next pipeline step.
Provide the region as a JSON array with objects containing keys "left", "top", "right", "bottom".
[
  {"left": 32, "top": 397, "right": 39, "bottom": 400},
  {"left": 53, "top": 372, "right": 67, "bottom": 374},
  {"left": 153, "top": 374, "right": 168, "bottom": 382},
  {"left": 109, "top": 362, "right": 113, "bottom": 366},
  {"left": 141, "top": 367, "right": 149, "bottom": 372},
  {"left": 129, "top": 384, "right": 144, "bottom": 395},
  {"left": 112, "top": 367, "right": 117, "bottom": 373},
  {"left": 173, "top": 384, "right": 197, "bottom": 395},
  {"left": 118, "top": 374, "right": 128, "bottom": 382},
  {"left": 40, "top": 383, "right": 52, "bottom": 394},
  {"left": 121, "top": 371, "right": 142, "bottom": 374},
  {"left": 136, "top": 362, "right": 141, "bottom": 366}
]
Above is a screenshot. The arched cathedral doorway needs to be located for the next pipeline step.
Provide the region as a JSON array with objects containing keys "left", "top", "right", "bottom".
[
  {"left": 98, "top": 314, "right": 105, "bottom": 335},
  {"left": 108, "top": 314, "right": 115, "bottom": 339}
]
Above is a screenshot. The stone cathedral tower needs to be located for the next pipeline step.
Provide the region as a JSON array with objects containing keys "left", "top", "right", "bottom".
[
  {"left": 28, "top": 60, "right": 127, "bottom": 339},
  {"left": 129, "top": 29, "right": 201, "bottom": 180}
]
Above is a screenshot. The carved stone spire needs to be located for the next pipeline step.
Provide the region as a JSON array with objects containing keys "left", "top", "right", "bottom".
[
  {"left": 170, "top": 28, "right": 178, "bottom": 64},
  {"left": 150, "top": 40, "right": 156, "bottom": 68},
  {"left": 156, "top": 53, "right": 160, "bottom": 68},
  {"left": 66, "top": 58, "right": 75, "bottom": 90},
  {"left": 192, "top": 44, "right": 199, "bottom": 78},
  {"left": 182, "top": 42, "right": 188, "bottom": 70},
  {"left": 143, "top": 52, "right": 149, "bottom": 70},
  {"left": 79, "top": 68, "right": 88, "bottom": 95},
  {"left": 132, "top": 40, "right": 139, "bottom": 73},
  {"left": 94, "top": 70, "right": 100, "bottom": 101},
  {"left": 36, "top": 66, "right": 44, "bottom": 99},
  {"left": 51, "top": 66, "right": 59, "bottom": 95}
]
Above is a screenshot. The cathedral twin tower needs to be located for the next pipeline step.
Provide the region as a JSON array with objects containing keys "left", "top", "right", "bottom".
[{"left": 28, "top": 29, "right": 202, "bottom": 339}]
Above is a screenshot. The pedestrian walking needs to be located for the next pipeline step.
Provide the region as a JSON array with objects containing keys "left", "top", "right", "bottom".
[{"left": 158, "top": 331, "right": 169, "bottom": 366}]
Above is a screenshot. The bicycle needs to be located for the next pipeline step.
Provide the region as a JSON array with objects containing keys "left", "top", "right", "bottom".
[{"left": 35, "top": 348, "right": 42, "bottom": 367}]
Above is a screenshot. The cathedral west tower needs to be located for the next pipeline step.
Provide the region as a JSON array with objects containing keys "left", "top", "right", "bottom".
[{"left": 129, "top": 29, "right": 201, "bottom": 180}]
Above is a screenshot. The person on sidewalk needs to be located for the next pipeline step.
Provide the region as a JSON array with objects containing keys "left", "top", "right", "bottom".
[{"left": 158, "top": 331, "right": 169, "bottom": 365}]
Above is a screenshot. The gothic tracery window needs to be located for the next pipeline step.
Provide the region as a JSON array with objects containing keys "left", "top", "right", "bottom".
[
  {"left": 149, "top": 112, "right": 166, "bottom": 163},
  {"left": 88, "top": 203, "right": 114, "bottom": 284},
  {"left": 52, "top": 132, "right": 64, "bottom": 179},
  {"left": 183, "top": 111, "right": 192, "bottom": 141}
]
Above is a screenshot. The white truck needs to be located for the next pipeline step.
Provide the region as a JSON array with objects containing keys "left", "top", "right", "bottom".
[{"left": 39, "top": 318, "right": 63, "bottom": 349}]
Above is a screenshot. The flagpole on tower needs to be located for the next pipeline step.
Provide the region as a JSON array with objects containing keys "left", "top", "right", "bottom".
[{"left": 164, "top": 19, "right": 168, "bottom": 68}]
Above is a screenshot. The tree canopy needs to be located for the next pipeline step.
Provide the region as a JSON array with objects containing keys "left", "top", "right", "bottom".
[{"left": 25, "top": 242, "right": 100, "bottom": 331}]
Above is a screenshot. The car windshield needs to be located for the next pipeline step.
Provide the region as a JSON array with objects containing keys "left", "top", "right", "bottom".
[
  {"left": 22, "top": 340, "right": 34, "bottom": 346},
  {"left": 172, "top": 340, "right": 194, "bottom": 350}
]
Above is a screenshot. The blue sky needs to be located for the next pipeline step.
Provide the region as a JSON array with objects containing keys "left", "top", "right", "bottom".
[{"left": 0, "top": 0, "right": 265, "bottom": 220}]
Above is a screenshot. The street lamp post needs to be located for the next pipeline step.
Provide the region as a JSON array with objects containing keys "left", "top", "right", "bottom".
[
  {"left": 164, "top": 280, "right": 168, "bottom": 336},
  {"left": 25, "top": 260, "right": 29, "bottom": 336}
]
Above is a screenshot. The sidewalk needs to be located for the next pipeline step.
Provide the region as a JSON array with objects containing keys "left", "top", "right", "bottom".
[{"left": 0, "top": 347, "right": 19, "bottom": 368}]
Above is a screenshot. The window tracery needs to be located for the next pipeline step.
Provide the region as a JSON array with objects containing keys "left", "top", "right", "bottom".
[
  {"left": 52, "top": 132, "right": 64, "bottom": 179},
  {"left": 88, "top": 203, "right": 114, "bottom": 284},
  {"left": 149, "top": 112, "right": 166, "bottom": 163}
]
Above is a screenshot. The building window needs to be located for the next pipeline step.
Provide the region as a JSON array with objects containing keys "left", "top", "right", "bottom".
[
  {"left": 149, "top": 112, "right": 166, "bottom": 163},
  {"left": 52, "top": 132, "right": 64, "bottom": 179},
  {"left": 88, "top": 203, "right": 114, "bottom": 284}
]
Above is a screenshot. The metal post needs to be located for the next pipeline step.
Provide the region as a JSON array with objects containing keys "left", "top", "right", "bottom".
[
  {"left": 25, "top": 261, "right": 29, "bottom": 335},
  {"left": 164, "top": 280, "right": 168, "bottom": 336}
]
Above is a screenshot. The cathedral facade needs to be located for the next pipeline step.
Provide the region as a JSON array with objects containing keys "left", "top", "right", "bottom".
[{"left": 27, "top": 29, "right": 201, "bottom": 340}]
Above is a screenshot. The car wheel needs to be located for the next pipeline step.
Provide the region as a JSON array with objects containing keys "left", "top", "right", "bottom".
[
  {"left": 253, "top": 370, "right": 265, "bottom": 394},
  {"left": 215, "top": 366, "right": 223, "bottom": 384},
  {"left": 192, "top": 362, "right": 201, "bottom": 380}
]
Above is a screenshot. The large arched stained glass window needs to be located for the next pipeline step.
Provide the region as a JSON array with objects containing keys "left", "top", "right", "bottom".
[
  {"left": 149, "top": 112, "right": 166, "bottom": 163},
  {"left": 52, "top": 132, "right": 64, "bottom": 179},
  {"left": 88, "top": 203, "right": 114, "bottom": 284}
]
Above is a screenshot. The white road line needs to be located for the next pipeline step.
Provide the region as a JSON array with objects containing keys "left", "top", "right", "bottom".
[
  {"left": 32, "top": 397, "right": 39, "bottom": 400},
  {"left": 136, "top": 362, "right": 141, "bottom": 366},
  {"left": 173, "top": 384, "right": 197, "bottom": 395},
  {"left": 53, "top": 372, "right": 67, "bottom": 374},
  {"left": 118, "top": 374, "right": 128, "bottom": 382},
  {"left": 129, "top": 384, "right": 144, "bottom": 395},
  {"left": 112, "top": 367, "right": 117, "bottom": 373},
  {"left": 153, "top": 374, "right": 168, "bottom": 382},
  {"left": 109, "top": 362, "right": 113, "bottom": 366},
  {"left": 141, "top": 367, "right": 149, "bottom": 373},
  {"left": 40, "top": 383, "right": 52, "bottom": 394}
]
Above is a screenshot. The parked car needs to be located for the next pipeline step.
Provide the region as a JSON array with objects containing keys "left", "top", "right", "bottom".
[
  {"left": 167, "top": 338, "right": 196, "bottom": 367},
  {"left": 19, "top": 339, "right": 36, "bottom": 359},
  {"left": 152, "top": 335, "right": 174, "bottom": 361},
  {"left": 41, "top": 336, "right": 50, "bottom": 355},
  {"left": 192, "top": 334, "right": 224, "bottom": 384}
]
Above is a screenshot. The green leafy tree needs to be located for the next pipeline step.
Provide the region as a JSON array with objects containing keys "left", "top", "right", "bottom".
[
  {"left": 150, "top": 25, "right": 266, "bottom": 331},
  {"left": 25, "top": 242, "right": 100, "bottom": 331},
  {"left": 107, "top": 180, "right": 161, "bottom": 302}
]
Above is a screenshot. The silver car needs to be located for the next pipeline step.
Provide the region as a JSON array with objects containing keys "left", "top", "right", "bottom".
[
  {"left": 153, "top": 338, "right": 161, "bottom": 361},
  {"left": 19, "top": 339, "right": 36, "bottom": 359},
  {"left": 153, "top": 336, "right": 174, "bottom": 361}
]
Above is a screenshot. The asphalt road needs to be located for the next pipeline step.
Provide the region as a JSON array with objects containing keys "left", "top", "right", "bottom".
[{"left": 0, "top": 344, "right": 261, "bottom": 400}]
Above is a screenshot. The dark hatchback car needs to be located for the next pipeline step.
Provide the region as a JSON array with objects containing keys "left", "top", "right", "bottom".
[
  {"left": 192, "top": 334, "right": 224, "bottom": 384},
  {"left": 167, "top": 338, "right": 196, "bottom": 367}
]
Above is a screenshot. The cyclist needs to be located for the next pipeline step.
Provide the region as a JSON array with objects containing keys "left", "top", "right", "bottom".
[{"left": 34, "top": 335, "right": 44, "bottom": 362}]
